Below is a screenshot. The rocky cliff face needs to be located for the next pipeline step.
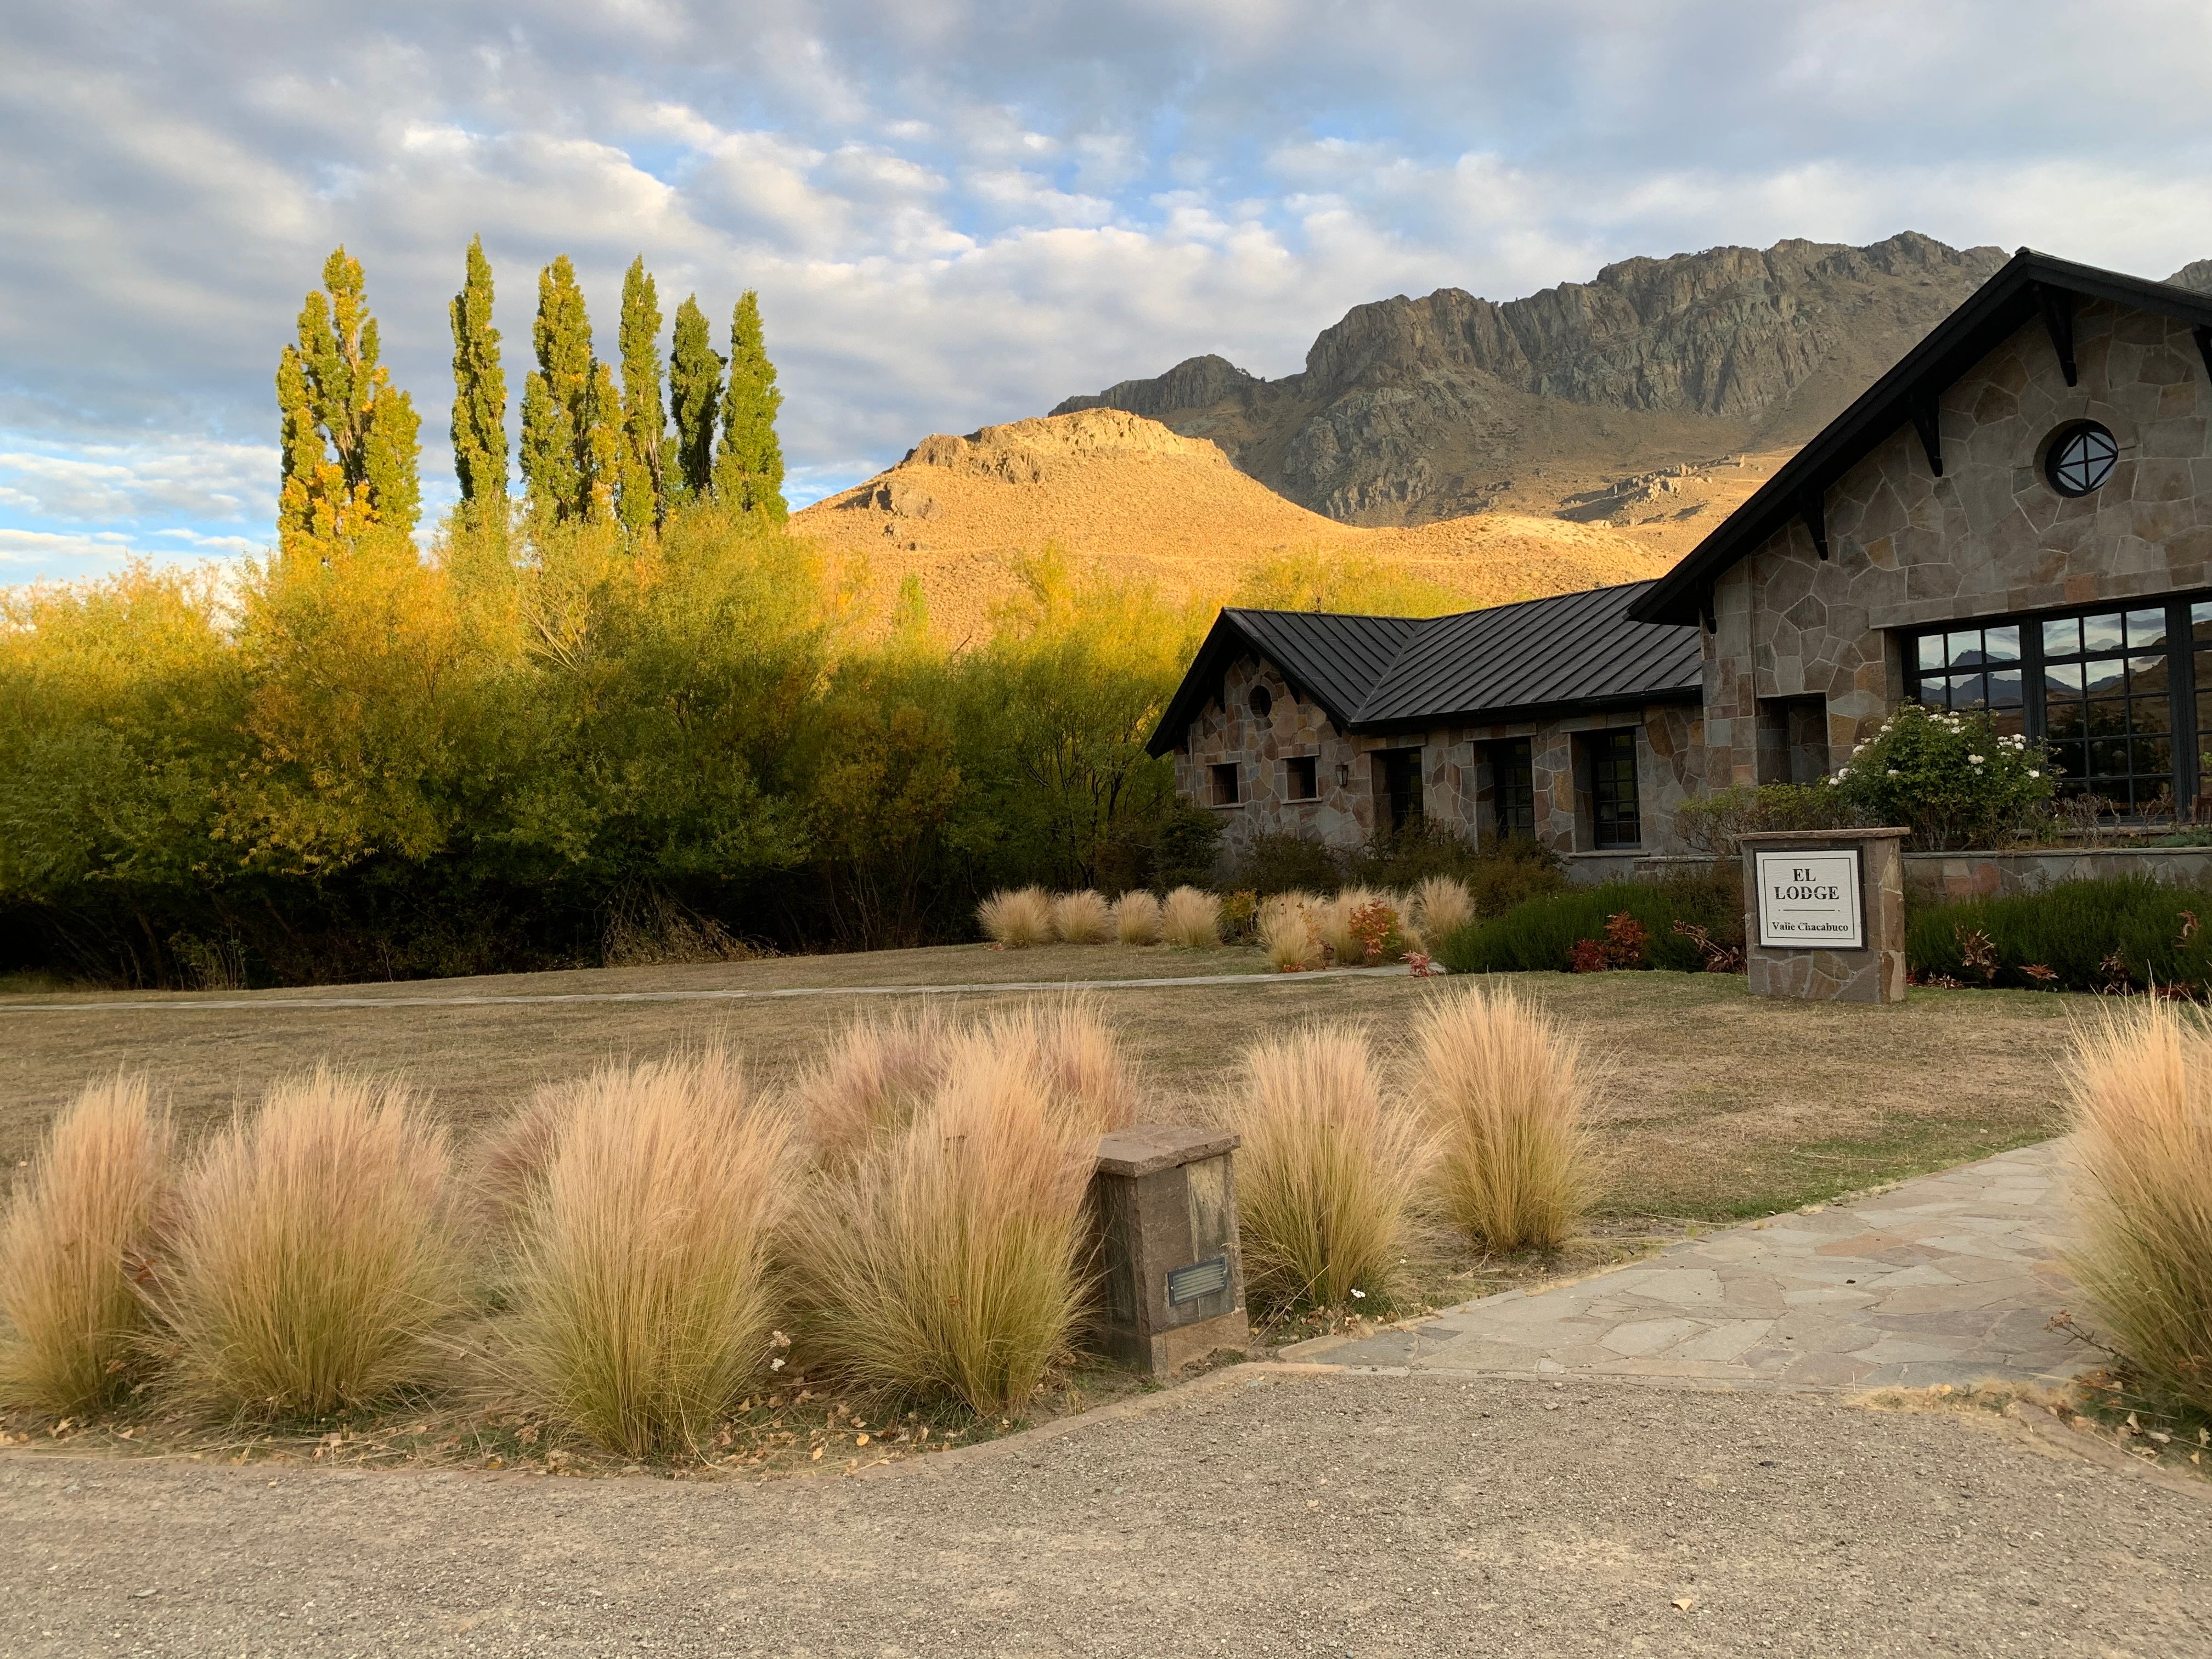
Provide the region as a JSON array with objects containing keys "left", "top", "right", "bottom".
[
  {"left": 1056, "top": 233, "right": 2013, "bottom": 529},
  {"left": 2170, "top": 259, "right": 2212, "bottom": 295}
]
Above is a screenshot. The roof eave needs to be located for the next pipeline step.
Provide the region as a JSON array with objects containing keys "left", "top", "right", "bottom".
[{"left": 1348, "top": 682, "right": 1703, "bottom": 736}]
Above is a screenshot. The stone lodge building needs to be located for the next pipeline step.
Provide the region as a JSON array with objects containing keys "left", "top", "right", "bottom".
[{"left": 1149, "top": 249, "right": 2212, "bottom": 878}]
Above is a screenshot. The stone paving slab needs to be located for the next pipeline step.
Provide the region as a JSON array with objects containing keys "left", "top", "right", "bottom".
[{"left": 1313, "top": 1142, "right": 2084, "bottom": 1389}]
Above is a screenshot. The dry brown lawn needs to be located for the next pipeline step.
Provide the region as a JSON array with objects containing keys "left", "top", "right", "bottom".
[{"left": 0, "top": 945, "right": 2076, "bottom": 1223}]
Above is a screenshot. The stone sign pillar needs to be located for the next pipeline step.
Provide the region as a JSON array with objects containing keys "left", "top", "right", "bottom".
[
  {"left": 1090, "top": 1125, "right": 1250, "bottom": 1376},
  {"left": 1737, "top": 827, "right": 1909, "bottom": 1004}
]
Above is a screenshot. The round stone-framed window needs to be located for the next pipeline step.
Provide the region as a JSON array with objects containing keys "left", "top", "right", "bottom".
[
  {"left": 1248, "top": 685, "right": 1273, "bottom": 719},
  {"left": 2045, "top": 421, "right": 2119, "bottom": 498}
]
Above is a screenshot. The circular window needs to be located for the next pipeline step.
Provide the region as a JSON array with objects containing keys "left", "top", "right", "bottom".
[
  {"left": 1248, "top": 686, "right": 1273, "bottom": 719},
  {"left": 2046, "top": 421, "right": 2119, "bottom": 498}
]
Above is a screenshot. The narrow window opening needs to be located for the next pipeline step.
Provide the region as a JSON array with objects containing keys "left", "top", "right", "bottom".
[
  {"left": 1286, "top": 755, "right": 1319, "bottom": 800},
  {"left": 1209, "top": 762, "right": 1241, "bottom": 806},
  {"left": 1489, "top": 737, "right": 1536, "bottom": 840}
]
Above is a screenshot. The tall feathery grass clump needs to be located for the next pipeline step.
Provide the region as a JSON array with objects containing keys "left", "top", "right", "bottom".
[
  {"left": 978, "top": 886, "right": 1053, "bottom": 948},
  {"left": 2063, "top": 998, "right": 2212, "bottom": 1414},
  {"left": 1222, "top": 1025, "right": 1427, "bottom": 1311},
  {"left": 793, "top": 1004, "right": 954, "bottom": 1173},
  {"left": 1113, "top": 889, "right": 1163, "bottom": 946},
  {"left": 1159, "top": 886, "right": 1222, "bottom": 949},
  {"left": 979, "top": 1000, "right": 1141, "bottom": 1140},
  {"left": 1409, "top": 984, "right": 1597, "bottom": 1253},
  {"left": 0, "top": 1075, "right": 172, "bottom": 1414},
  {"left": 788, "top": 1038, "right": 1094, "bottom": 1416},
  {"left": 1259, "top": 892, "right": 1323, "bottom": 972},
  {"left": 1412, "top": 876, "right": 1475, "bottom": 946},
  {"left": 501, "top": 1047, "right": 798, "bottom": 1458},
  {"left": 1050, "top": 889, "right": 1115, "bottom": 945},
  {"left": 153, "top": 1068, "right": 464, "bottom": 1419}
]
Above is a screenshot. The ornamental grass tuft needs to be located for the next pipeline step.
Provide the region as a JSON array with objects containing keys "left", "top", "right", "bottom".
[
  {"left": 1159, "top": 885, "right": 1222, "bottom": 949},
  {"left": 1220, "top": 1024, "right": 1427, "bottom": 1312},
  {"left": 1049, "top": 889, "right": 1115, "bottom": 945},
  {"left": 151, "top": 1067, "right": 464, "bottom": 1420},
  {"left": 2062, "top": 998, "right": 2212, "bottom": 1415},
  {"left": 1112, "top": 889, "right": 1163, "bottom": 946},
  {"left": 793, "top": 1004, "right": 955, "bottom": 1174},
  {"left": 1259, "top": 891, "right": 1323, "bottom": 972},
  {"left": 1408, "top": 983, "right": 1598, "bottom": 1252},
  {"left": 786, "top": 1041, "right": 1094, "bottom": 1417},
  {"left": 977, "top": 885, "right": 1052, "bottom": 948},
  {"left": 0, "top": 1074, "right": 172, "bottom": 1415},
  {"left": 499, "top": 1047, "right": 797, "bottom": 1458},
  {"left": 1411, "top": 875, "right": 1475, "bottom": 946}
]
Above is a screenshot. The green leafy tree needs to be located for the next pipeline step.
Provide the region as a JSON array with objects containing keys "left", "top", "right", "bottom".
[
  {"left": 714, "top": 290, "right": 787, "bottom": 522},
  {"left": 616, "top": 257, "right": 667, "bottom": 531},
  {"left": 520, "top": 257, "right": 616, "bottom": 524},
  {"left": 448, "top": 236, "right": 508, "bottom": 514},
  {"left": 667, "top": 295, "right": 722, "bottom": 503},
  {"left": 275, "top": 247, "right": 420, "bottom": 557}
]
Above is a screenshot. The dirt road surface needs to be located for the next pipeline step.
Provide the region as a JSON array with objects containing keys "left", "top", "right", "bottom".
[{"left": 3, "top": 1372, "right": 2205, "bottom": 1658}]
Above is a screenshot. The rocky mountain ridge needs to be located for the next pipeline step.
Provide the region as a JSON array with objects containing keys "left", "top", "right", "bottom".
[{"left": 1056, "top": 234, "right": 2211, "bottom": 546}]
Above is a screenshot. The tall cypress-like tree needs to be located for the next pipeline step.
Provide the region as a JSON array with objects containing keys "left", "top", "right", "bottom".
[
  {"left": 448, "top": 236, "right": 507, "bottom": 512},
  {"left": 714, "top": 289, "right": 787, "bottom": 523},
  {"left": 519, "top": 256, "right": 615, "bottom": 523},
  {"left": 615, "top": 257, "right": 667, "bottom": 531},
  {"left": 276, "top": 246, "right": 420, "bottom": 557},
  {"left": 667, "top": 295, "right": 721, "bottom": 503}
]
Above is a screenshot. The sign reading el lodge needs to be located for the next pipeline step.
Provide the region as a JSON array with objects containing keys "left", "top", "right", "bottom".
[{"left": 1753, "top": 849, "right": 1865, "bottom": 951}]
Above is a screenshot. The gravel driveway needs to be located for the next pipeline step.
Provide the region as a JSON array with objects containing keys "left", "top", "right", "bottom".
[{"left": 3, "top": 1370, "right": 2207, "bottom": 1658}]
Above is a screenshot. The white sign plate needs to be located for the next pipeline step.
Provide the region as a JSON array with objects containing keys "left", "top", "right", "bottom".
[{"left": 1753, "top": 849, "right": 1865, "bottom": 950}]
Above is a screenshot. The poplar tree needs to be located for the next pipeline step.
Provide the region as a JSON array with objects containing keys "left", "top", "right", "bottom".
[
  {"left": 275, "top": 246, "right": 421, "bottom": 556},
  {"left": 448, "top": 236, "right": 507, "bottom": 512},
  {"left": 615, "top": 258, "right": 668, "bottom": 531},
  {"left": 667, "top": 295, "right": 721, "bottom": 503},
  {"left": 714, "top": 290, "right": 788, "bottom": 523},
  {"left": 520, "top": 256, "right": 616, "bottom": 524}
]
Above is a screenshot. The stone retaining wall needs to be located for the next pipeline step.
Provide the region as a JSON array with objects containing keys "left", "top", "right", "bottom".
[{"left": 1904, "top": 845, "right": 2212, "bottom": 900}]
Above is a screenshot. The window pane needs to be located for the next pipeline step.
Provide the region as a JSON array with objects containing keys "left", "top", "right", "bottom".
[
  {"left": 2046, "top": 701, "right": 2085, "bottom": 737},
  {"left": 2134, "top": 736, "right": 2172, "bottom": 774},
  {"left": 2127, "top": 608, "right": 2168, "bottom": 648},
  {"left": 1982, "top": 624, "right": 2021, "bottom": 663},
  {"left": 2044, "top": 618, "right": 2081, "bottom": 657},
  {"left": 1946, "top": 629, "right": 1984, "bottom": 666},
  {"left": 2085, "top": 701, "right": 2131, "bottom": 737},
  {"left": 1993, "top": 707, "right": 2026, "bottom": 738},
  {"left": 1917, "top": 680, "right": 1947, "bottom": 711},
  {"left": 2045, "top": 663, "right": 2084, "bottom": 696},
  {"left": 2134, "top": 696, "right": 2171, "bottom": 733},
  {"left": 2082, "top": 613, "right": 2125, "bottom": 652},
  {"left": 2083, "top": 659, "right": 2126, "bottom": 697},
  {"left": 2130, "top": 655, "right": 2171, "bottom": 695},
  {"left": 2047, "top": 740, "right": 2085, "bottom": 779},
  {"left": 1917, "top": 633, "right": 1946, "bottom": 671},
  {"left": 1987, "top": 669, "right": 2024, "bottom": 708},
  {"left": 2090, "top": 738, "right": 2130, "bottom": 776},
  {"left": 2194, "top": 601, "right": 2212, "bottom": 644}
]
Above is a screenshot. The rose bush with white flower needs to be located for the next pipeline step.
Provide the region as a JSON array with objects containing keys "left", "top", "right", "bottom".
[{"left": 1826, "top": 702, "right": 2055, "bottom": 850}]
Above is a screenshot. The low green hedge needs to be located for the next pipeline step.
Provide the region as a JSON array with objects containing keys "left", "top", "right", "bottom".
[
  {"left": 1435, "top": 874, "right": 1743, "bottom": 974},
  {"left": 1907, "top": 876, "right": 2212, "bottom": 991}
]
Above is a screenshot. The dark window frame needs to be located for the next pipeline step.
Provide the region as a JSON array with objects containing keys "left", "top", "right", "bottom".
[
  {"left": 1489, "top": 737, "right": 1537, "bottom": 841},
  {"left": 1285, "top": 754, "right": 1319, "bottom": 801},
  {"left": 2046, "top": 421, "right": 2120, "bottom": 498},
  {"left": 1584, "top": 728, "right": 1641, "bottom": 850},
  {"left": 1209, "top": 761, "right": 1242, "bottom": 807},
  {"left": 1373, "top": 746, "right": 1425, "bottom": 833},
  {"left": 1901, "top": 590, "right": 2210, "bottom": 814}
]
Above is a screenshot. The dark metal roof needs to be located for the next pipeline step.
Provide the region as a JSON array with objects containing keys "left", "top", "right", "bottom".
[
  {"left": 1146, "top": 583, "right": 1701, "bottom": 755},
  {"left": 1629, "top": 248, "right": 2212, "bottom": 627},
  {"left": 1350, "top": 582, "right": 1702, "bottom": 729}
]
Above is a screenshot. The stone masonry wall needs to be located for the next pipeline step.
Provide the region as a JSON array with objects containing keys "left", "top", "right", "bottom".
[
  {"left": 1703, "top": 296, "right": 2212, "bottom": 783},
  {"left": 1173, "top": 653, "right": 1705, "bottom": 858}
]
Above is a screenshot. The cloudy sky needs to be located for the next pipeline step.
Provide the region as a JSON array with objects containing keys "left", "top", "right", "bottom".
[{"left": 4, "top": 1, "right": 2210, "bottom": 581}]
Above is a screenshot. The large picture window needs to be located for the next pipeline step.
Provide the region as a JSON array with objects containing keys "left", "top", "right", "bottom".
[{"left": 1906, "top": 595, "right": 2210, "bottom": 811}]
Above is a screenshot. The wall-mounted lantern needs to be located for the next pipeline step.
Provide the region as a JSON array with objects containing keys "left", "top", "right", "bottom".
[{"left": 1334, "top": 763, "right": 1351, "bottom": 788}]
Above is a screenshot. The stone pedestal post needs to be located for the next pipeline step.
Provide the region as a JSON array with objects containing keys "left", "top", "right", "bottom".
[
  {"left": 1090, "top": 1125, "right": 1250, "bottom": 1376},
  {"left": 1738, "top": 827, "right": 1909, "bottom": 1004}
]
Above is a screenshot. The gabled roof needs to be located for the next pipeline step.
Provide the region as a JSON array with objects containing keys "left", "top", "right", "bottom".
[
  {"left": 1146, "top": 583, "right": 1701, "bottom": 756},
  {"left": 1629, "top": 248, "right": 2212, "bottom": 627}
]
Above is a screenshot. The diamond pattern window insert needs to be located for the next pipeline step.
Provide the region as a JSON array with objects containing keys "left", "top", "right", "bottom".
[
  {"left": 1588, "top": 729, "right": 1641, "bottom": 849},
  {"left": 1490, "top": 738, "right": 1536, "bottom": 840},
  {"left": 1908, "top": 597, "right": 2199, "bottom": 814},
  {"left": 2046, "top": 422, "right": 2119, "bottom": 498}
]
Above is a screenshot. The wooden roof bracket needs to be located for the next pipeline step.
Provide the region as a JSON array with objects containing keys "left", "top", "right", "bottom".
[
  {"left": 2195, "top": 324, "right": 2212, "bottom": 388},
  {"left": 1910, "top": 403, "right": 1944, "bottom": 476},
  {"left": 2035, "top": 282, "right": 2078, "bottom": 386},
  {"left": 1799, "top": 490, "right": 1829, "bottom": 561}
]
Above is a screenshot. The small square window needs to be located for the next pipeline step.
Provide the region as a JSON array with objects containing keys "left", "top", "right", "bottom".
[
  {"left": 1286, "top": 755, "right": 1319, "bottom": 800},
  {"left": 1209, "top": 763, "right": 1240, "bottom": 806}
]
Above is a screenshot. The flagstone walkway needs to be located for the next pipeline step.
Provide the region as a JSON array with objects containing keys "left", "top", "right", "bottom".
[{"left": 1302, "top": 1141, "right": 2083, "bottom": 1390}]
